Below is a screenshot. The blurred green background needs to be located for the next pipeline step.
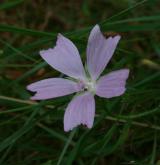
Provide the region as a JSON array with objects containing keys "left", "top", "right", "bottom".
[{"left": 0, "top": 0, "right": 160, "bottom": 165}]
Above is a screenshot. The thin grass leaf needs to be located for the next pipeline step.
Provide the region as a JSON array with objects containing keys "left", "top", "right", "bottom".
[
  {"left": 102, "top": 123, "right": 130, "bottom": 156},
  {"left": 133, "top": 71, "right": 160, "bottom": 88},
  {"left": 0, "top": 39, "right": 37, "bottom": 62},
  {"left": 15, "top": 62, "right": 47, "bottom": 82},
  {"left": 150, "top": 132, "right": 157, "bottom": 165},
  {"left": 0, "top": 106, "right": 40, "bottom": 152},
  {"left": 98, "top": 125, "right": 117, "bottom": 155},
  {"left": 65, "top": 129, "right": 92, "bottom": 165},
  {"left": 0, "top": 24, "right": 56, "bottom": 37},
  {"left": 57, "top": 129, "right": 76, "bottom": 165},
  {"left": 0, "top": 144, "right": 14, "bottom": 164},
  {"left": 37, "top": 123, "right": 74, "bottom": 145},
  {"left": 0, "top": 0, "right": 24, "bottom": 10},
  {"left": 0, "top": 105, "right": 35, "bottom": 114},
  {"left": 105, "top": 0, "right": 148, "bottom": 21},
  {"left": 119, "top": 106, "right": 160, "bottom": 119}
]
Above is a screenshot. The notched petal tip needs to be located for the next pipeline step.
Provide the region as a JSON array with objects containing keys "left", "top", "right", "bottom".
[
  {"left": 89, "top": 24, "right": 101, "bottom": 38},
  {"left": 64, "top": 127, "right": 71, "bottom": 132},
  {"left": 26, "top": 86, "right": 38, "bottom": 100},
  {"left": 26, "top": 85, "right": 30, "bottom": 91},
  {"left": 39, "top": 50, "right": 45, "bottom": 56},
  {"left": 125, "top": 68, "right": 130, "bottom": 74},
  {"left": 57, "top": 33, "right": 68, "bottom": 45},
  {"left": 64, "top": 122, "right": 76, "bottom": 132},
  {"left": 92, "top": 24, "right": 121, "bottom": 40},
  {"left": 64, "top": 123, "right": 92, "bottom": 132},
  {"left": 114, "top": 35, "right": 121, "bottom": 40},
  {"left": 122, "top": 68, "right": 130, "bottom": 79},
  {"left": 93, "top": 24, "right": 100, "bottom": 30},
  {"left": 86, "top": 123, "right": 93, "bottom": 129},
  {"left": 108, "top": 35, "right": 121, "bottom": 44},
  {"left": 26, "top": 83, "right": 37, "bottom": 92},
  {"left": 30, "top": 95, "right": 39, "bottom": 100},
  {"left": 39, "top": 48, "right": 53, "bottom": 58},
  {"left": 57, "top": 33, "right": 63, "bottom": 38},
  {"left": 26, "top": 84, "right": 33, "bottom": 92}
]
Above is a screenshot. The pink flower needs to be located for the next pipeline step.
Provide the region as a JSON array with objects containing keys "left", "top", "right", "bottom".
[{"left": 27, "top": 25, "right": 129, "bottom": 132}]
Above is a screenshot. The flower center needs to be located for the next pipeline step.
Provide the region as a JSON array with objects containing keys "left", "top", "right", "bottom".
[
  {"left": 84, "top": 80, "right": 96, "bottom": 93},
  {"left": 77, "top": 79, "right": 96, "bottom": 94}
]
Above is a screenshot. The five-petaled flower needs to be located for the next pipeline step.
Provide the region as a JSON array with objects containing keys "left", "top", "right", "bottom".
[{"left": 27, "top": 24, "right": 129, "bottom": 132}]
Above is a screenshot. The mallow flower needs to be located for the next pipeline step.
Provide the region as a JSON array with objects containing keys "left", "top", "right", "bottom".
[{"left": 27, "top": 24, "right": 129, "bottom": 132}]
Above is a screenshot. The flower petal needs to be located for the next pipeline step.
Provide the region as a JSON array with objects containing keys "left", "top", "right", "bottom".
[
  {"left": 27, "top": 78, "right": 82, "bottom": 100},
  {"left": 40, "top": 34, "right": 86, "bottom": 80},
  {"left": 87, "top": 24, "right": 121, "bottom": 80},
  {"left": 64, "top": 92, "right": 95, "bottom": 132},
  {"left": 96, "top": 69, "right": 129, "bottom": 98}
]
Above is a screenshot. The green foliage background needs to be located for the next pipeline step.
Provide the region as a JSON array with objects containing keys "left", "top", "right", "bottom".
[{"left": 0, "top": 0, "right": 160, "bottom": 164}]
